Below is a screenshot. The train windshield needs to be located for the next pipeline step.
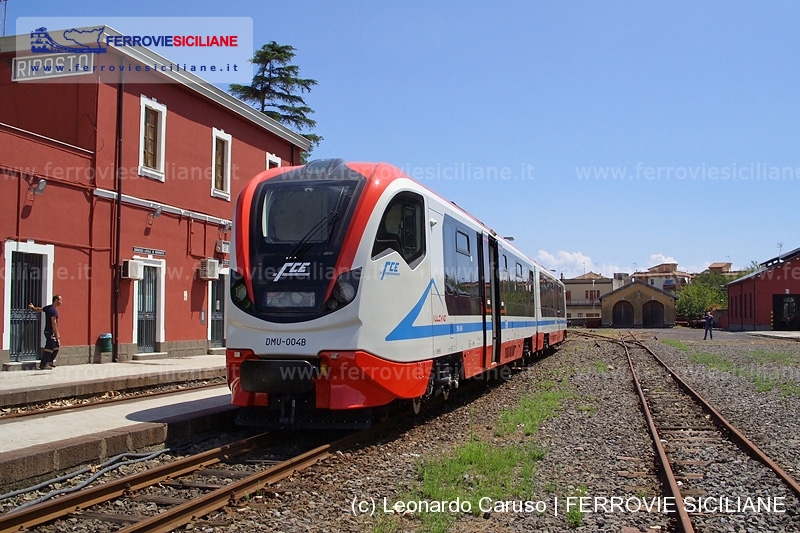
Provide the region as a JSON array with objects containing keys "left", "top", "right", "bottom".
[{"left": 258, "top": 183, "right": 352, "bottom": 250}]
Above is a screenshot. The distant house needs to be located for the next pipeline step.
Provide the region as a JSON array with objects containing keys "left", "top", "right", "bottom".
[
  {"left": 726, "top": 247, "right": 800, "bottom": 331},
  {"left": 631, "top": 262, "right": 692, "bottom": 294},
  {"left": 563, "top": 271, "right": 612, "bottom": 327},
  {"left": 600, "top": 280, "right": 677, "bottom": 328}
]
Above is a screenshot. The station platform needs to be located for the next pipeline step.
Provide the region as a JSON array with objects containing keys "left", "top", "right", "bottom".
[
  {"left": 745, "top": 330, "right": 800, "bottom": 341},
  {"left": 0, "top": 355, "right": 236, "bottom": 491}
]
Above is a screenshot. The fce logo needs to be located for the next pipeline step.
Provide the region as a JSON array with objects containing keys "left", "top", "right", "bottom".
[
  {"left": 381, "top": 261, "right": 400, "bottom": 280},
  {"left": 273, "top": 262, "right": 311, "bottom": 282}
]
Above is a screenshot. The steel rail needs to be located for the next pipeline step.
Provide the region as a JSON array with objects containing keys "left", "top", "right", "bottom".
[
  {"left": 117, "top": 442, "right": 332, "bottom": 533},
  {"left": 633, "top": 338, "right": 800, "bottom": 498},
  {"left": 0, "top": 431, "right": 276, "bottom": 533},
  {"left": 621, "top": 339, "right": 695, "bottom": 533},
  {"left": 116, "top": 417, "right": 397, "bottom": 533}
]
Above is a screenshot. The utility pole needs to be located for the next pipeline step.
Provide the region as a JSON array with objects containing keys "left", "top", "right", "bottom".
[{"left": 1, "top": 0, "right": 8, "bottom": 37}]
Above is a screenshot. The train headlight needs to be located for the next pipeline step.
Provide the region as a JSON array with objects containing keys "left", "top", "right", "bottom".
[
  {"left": 334, "top": 280, "right": 356, "bottom": 303},
  {"left": 230, "top": 269, "right": 254, "bottom": 312},
  {"left": 326, "top": 268, "right": 361, "bottom": 311}
]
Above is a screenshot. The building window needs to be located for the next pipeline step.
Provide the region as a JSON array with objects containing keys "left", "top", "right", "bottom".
[
  {"left": 566, "top": 290, "right": 571, "bottom": 303},
  {"left": 266, "top": 152, "right": 281, "bottom": 169},
  {"left": 211, "top": 128, "right": 232, "bottom": 200},
  {"left": 138, "top": 95, "right": 167, "bottom": 181}
]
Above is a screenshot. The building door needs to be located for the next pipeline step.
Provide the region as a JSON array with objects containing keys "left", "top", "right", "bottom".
[
  {"left": 9, "top": 252, "right": 43, "bottom": 362},
  {"left": 137, "top": 266, "right": 158, "bottom": 352},
  {"left": 210, "top": 277, "right": 225, "bottom": 347},
  {"left": 612, "top": 301, "right": 634, "bottom": 328},
  {"left": 773, "top": 295, "right": 799, "bottom": 331},
  {"left": 642, "top": 300, "right": 665, "bottom": 328}
]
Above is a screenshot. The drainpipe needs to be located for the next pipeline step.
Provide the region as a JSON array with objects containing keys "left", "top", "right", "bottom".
[{"left": 112, "top": 70, "right": 124, "bottom": 363}]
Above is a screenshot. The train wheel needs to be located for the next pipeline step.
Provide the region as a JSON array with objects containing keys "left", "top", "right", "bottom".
[{"left": 411, "top": 397, "right": 423, "bottom": 415}]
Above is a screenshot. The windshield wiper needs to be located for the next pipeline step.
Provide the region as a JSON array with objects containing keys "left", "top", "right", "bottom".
[
  {"left": 285, "top": 187, "right": 348, "bottom": 260},
  {"left": 325, "top": 187, "right": 347, "bottom": 246},
  {"left": 285, "top": 210, "right": 338, "bottom": 260}
]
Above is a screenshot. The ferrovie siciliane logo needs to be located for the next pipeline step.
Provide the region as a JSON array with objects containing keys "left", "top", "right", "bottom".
[{"left": 30, "top": 27, "right": 107, "bottom": 54}]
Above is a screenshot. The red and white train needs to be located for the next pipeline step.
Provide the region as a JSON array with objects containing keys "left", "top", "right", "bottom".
[{"left": 225, "top": 159, "right": 566, "bottom": 428}]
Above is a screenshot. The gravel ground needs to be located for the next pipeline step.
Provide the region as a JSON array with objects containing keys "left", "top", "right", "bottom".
[{"left": 214, "top": 329, "right": 800, "bottom": 533}]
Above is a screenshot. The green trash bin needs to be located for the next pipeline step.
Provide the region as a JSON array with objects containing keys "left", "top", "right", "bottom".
[{"left": 99, "top": 333, "right": 112, "bottom": 353}]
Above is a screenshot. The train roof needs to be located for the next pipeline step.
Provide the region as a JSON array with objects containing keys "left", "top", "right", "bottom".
[{"left": 245, "top": 159, "right": 562, "bottom": 280}]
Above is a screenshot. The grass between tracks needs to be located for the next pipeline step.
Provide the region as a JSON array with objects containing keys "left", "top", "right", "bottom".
[
  {"left": 371, "top": 380, "right": 572, "bottom": 533},
  {"left": 661, "top": 339, "right": 800, "bottom": 397}
]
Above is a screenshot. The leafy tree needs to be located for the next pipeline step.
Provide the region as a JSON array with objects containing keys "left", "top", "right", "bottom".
[
  {"left": 677, "top": 269, "right": 729, "bottom": 319},
  {"left": 676, "top": 283, "right": 719, "bottom": 320},
  {"left": 230, "top": 42, "right": 322, "bottom": 157}
]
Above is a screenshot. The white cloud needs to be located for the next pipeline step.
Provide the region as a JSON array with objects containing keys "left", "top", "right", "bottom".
[
  {"left": 648, "top": 253, "right": 677, "bottom": 266},
  {"left": 536, "top": 250, "right": 626, "bottom": 279}
]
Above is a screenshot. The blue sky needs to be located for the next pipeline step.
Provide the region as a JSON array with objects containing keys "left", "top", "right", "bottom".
[{"left": 9, "top": 1, "right": 800, "bottom": 278}]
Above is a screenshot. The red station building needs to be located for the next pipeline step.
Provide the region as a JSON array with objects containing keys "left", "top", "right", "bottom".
[
  {"left": 726, "top": 247, "right": 800, "bottom": 332},
  {"left": 0, "top": 28, "right": 310, "bottom": 369}
]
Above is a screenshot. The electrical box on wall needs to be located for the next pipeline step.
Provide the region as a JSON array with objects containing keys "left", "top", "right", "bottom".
[
  {"left": 121, "top": 259, "right": 144, "bottom": 280},
  {"left": 199, "top": 258, "right": 220, "bottom": 280},
  {"left": 215, "top": 240, "right": 231, "bottom": 254}
]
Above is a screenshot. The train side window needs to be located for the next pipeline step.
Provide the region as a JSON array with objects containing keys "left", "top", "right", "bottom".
[
  {"left": 456, "top": 230, "right": 470, "bottom": 256},
  {"left": 371, "top": 192, "right": 426, "bottom": 266}
]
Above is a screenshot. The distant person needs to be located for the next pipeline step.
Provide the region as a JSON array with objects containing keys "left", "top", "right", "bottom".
[
  {"left": 703, "top": 310, "right": 713, "bottom": 340},
  {"left": 28, "top": 295, "right": 62, "bottom": 369}
]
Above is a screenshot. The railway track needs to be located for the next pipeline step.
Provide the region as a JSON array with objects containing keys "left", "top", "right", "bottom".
[
  {"left": 0, "top": 379, "right": 225, "bottom": 421},
  {"left": 572, "top": 330, "right": 800, "bottom": 531},
  {"left": 0, "top": 423, "right": 385, "bottom": 533}
]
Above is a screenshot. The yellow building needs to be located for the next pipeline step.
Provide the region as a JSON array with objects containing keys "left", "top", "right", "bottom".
[{"left": 600, "top": 281, "right": 677, "bottom": 328}]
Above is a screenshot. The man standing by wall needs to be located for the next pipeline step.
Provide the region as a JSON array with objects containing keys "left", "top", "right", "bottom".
[{"left": 28, "top": 295, "right": 62, "bottom": 369}]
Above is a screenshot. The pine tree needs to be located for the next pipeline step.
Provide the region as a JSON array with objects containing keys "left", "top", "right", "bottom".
[{"left": 230, "top": 42, "right": 322, "bottom": 156}]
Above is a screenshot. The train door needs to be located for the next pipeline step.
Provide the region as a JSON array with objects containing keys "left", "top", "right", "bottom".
[
  {"left": 483, "top": 236, "right": 502, "bottom": 365},
  {"left": 428, "top": 207, "right": 450, "bottom": 357}
]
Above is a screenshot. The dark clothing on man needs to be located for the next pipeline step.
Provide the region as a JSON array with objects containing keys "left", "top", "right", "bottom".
[
  {"left": 41, "top": 304, "right": 59, "bottom": 368},
  {"left": 43, "top": 305, "right": 58, "bottom": 335},
  {"left": 41, "top": 335, "right": 60, "bottom": 368},
  {"left": 703, "top": 314, "right": 713, "bottom": 340}
]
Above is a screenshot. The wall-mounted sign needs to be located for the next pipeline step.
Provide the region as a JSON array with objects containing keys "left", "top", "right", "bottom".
[{"left": 133, "top": 246, "right": 166, "bottom": 256}]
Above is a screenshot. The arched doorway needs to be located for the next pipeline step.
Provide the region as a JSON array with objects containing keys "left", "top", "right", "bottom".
[
  {"left": 612, "top": 301, "right": 634, "bottom": 328},
  {"left": 642, "top": 300, "right": 665, "bottom": 328}
]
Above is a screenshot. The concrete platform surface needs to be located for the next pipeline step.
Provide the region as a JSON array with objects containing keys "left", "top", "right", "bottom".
[
  {"left": 0, "top": 354, "right": 226, "bottom": 407},
  {"left": 0, "top": 355, "right": 235, "bottom": 490},
  {"left": 0, "top": 386, "right": 230, "bottom": 454}
]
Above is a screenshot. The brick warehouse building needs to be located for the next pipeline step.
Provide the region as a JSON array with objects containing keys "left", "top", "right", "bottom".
[
  {"left": 726, "top": 247, "right": 800, "bottom": 332},
  {"left": 0, "top": 29, "right": 310, "bottom": 368}
]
